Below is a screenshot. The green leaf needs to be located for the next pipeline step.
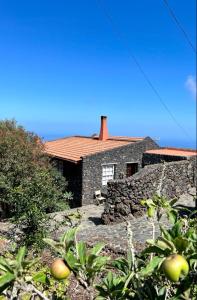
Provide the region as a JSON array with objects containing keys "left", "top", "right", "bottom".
[
  {"left": 91, "top": 256, "right": 109, "bottom": 271},
  {"left": 90, "top": 243, "right": 105, "bottom": 256},
  {"left": 169, "top": 198, "right": 178, "bottom": 207},
  {"left": 104, "top": 271, "right": 113, "bottom": 289},
  {"left": 167, "top": 210, "right": 177, "bottom": 224},
  {"left": 140, "top": 256, "right": 164, "bottom": 276},
  {"left": 86, "top": 254, "right": 97, "bottom": 268},
  {"left": 146, "top": 239, "right": 155, "bottom": 245},
  {"left": 0, "top": 258, "right": 13, "bottom": 274},
  {"left": 112, "top": 258, "right": 130, "bottom": 275},
  {"left": 0, "top": 272, "right": 15, "bottom": 292},
  {"left": 61, "top": 227, "right": 78, "bottom": 251},
  {"left": 168, "top": 220, "right": 182, "bottom": 238},
  {"left": 157, "top": 236, "right": 176, "bottom": 252},
  {"left": 142, "top": 245, "right": 170, "bottom": 256},
  {"left": 156, "top": 239, "right": 172, "bottom": 250},
  {"left": 33, "top": 271, "right": 49, "bottom": 284},
  {"left": 16, "top": 246, "right": 26, "bottom": 269},
  {"left": 76, "top": 241, "right": 86, "bottom": 266},
  {"left": 64, "top": 249, "right": 78, "bottom": 271},
  {"left": 160, "top": 225, "right": 173, "bottom": 241},
  {"left": 174, "top": 237, "right": 189, "bottom": 253}
]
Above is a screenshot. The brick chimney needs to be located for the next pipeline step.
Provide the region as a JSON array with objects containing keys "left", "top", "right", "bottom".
[{"left": 99, "top": 116, "right": 109, "bottom": 141}]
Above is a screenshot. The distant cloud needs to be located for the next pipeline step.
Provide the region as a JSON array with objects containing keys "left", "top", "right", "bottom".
[{"left": 185, "top": 75, "right": 196, "bottom": 99}]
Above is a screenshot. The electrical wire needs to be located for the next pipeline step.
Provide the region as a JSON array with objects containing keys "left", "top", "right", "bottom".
[
  {"left": 96, "top": 0, "right": 192, "bottom": 140},
  {"left": 162, "top": 0, "right": 196, "bottom": 53}
]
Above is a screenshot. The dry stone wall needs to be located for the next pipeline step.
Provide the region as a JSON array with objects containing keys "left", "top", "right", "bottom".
[{"left": 102, "top": 156, "right": 196, "bottom": 224}]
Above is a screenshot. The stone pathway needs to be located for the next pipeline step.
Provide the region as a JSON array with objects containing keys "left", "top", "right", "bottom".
[
  {"left": 51, "top": 192, "right": 196, "bottom": 254},
  {"left": 0, "top": 192, "right": 195, "bottom": 255}
]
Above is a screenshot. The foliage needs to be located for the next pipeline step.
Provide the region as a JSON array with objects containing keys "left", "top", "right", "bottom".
[
  {"left": 141, "top": 195, "right": 179, "bottom": 224},
  {"left": 44, "top": 227, "right": 110, "bottom": 288},
  {"left": 95, "top": 196, "right": 197, "bottom": 300},
  {"left": 0, "top": 119, "right": 70, "bottom": 247},
  {"left": 0, "top": 247, "right": 69, "bottom": 299},
  {"left": 0, "top": 195, "right": 196, "bottom": 299}
]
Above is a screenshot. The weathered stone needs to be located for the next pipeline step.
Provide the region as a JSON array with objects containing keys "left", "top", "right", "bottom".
[
  {"left": 102, "top": 157, "right": 196, "bottom": 224},
  {"left": 81, "top": 137, "right": 159, "bottom": 205}
]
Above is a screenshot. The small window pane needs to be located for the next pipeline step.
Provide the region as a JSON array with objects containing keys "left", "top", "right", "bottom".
[{"left": 102, "top": 164, "right": 115, "bottom": 186}]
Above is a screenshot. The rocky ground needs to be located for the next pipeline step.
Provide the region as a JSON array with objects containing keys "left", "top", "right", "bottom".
[
  {"left": 49, "top": 191, "right": 196, "bottom": 254},
  {"left": 0, "top": 192, "right": 196, "bottom": 299},
  {"left": 0, "top": 191, "right": 196, "bottom": 255}
]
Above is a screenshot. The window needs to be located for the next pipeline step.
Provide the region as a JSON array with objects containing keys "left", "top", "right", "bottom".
[{"left": 102, "top": 164, "right": 115, "bottom": 186}]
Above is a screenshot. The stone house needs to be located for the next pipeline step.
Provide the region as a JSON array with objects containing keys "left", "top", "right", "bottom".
[{"left": 45, "top": 116, "right": 159, "bottom": 207}]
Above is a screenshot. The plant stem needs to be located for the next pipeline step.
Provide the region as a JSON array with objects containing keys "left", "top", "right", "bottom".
[
  {"left": 124, "top": 271, "right": 134, "bottom": 290},
  {"left": 126, "top": 221, "right": 135, "bottom": 272},
  {"left": 14, "top": 281, "right": 50, "bottom": 300},
  {"left": 151, "top": 219, "right": 156, "bottom": 241},
  {"left": 30, "top": 285, "right": 50, "bottom": 300},
  {"left": 165, "top": 287, "right": 169, "bottom": 300},
  {"left": 149, "top": 218, "right": 156, "bottom": 260}
]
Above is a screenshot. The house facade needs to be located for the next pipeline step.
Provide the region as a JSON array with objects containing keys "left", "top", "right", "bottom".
[
  {"left": 45, "top": 116, "right": 159, "bottom": 206},
  {"left": 81, "top": 136, "right": 158, "bottom": 205}
]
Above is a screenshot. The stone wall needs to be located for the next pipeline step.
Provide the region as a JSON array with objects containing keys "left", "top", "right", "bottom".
[
  {"left": 81, "top": 137, "right": 159, "bottom": 205},
  {"left": 102, "top": 156, "right": 196, "bottom": 224}
]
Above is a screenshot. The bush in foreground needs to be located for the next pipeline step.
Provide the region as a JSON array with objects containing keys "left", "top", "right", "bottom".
[
  {"left": 0, "top": 195, "right": 196, "bottom": 299},
  {"left": 0, "top": 119, "right": 70, "bottom": 246}
]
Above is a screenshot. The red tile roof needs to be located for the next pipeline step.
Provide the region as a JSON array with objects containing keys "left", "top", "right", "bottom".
[
  {"left": 145, "top": 147, "right": 197, "bottom": 157},
  {"left": 45, "top": 136, "right": 144, "bottom": 163}
]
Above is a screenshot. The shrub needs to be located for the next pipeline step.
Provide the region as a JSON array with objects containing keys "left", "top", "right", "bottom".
[{"left": 0, "top": 119, "right": 70, "bottom": 246}]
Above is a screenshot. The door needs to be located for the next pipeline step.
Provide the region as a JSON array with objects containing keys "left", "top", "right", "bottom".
[{"left": 126, "top": 163, "right": 138, "bottom": 177}]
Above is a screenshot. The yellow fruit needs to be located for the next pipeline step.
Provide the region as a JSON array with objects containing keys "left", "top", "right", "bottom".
[
  {"left": 162, "top": 254, "right": 189, "bottom": 282},
  {"left": 50, "top": 258, "right": 70, "bottom": 280}
]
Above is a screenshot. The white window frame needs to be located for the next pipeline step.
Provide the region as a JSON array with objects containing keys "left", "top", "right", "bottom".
[{"left": 102, "top": 164, "right": 115, "bottom": 186}]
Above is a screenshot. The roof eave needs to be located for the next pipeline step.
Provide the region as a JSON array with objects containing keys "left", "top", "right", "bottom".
[{"left": 45, "top": 153, "right": 80, "bottom": 164}]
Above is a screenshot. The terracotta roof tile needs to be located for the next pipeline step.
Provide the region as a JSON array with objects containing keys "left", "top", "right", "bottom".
[
  {"left": 145, "top": 147, "right": 197, "bottom": 157},
  {"left": 45, "top": 136, "right": 143, "bottom": 162}
]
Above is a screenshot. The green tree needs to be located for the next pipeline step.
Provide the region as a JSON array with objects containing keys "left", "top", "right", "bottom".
[{"left": 0, "top": 119, "right": 70, "bottom": 246}]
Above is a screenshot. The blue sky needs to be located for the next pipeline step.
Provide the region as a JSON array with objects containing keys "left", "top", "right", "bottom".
[{"left": 0, "top": 0, "right": 196, "bottom": 148}]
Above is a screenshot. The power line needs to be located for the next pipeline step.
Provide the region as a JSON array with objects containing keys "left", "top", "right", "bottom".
[
  {"left": 96, "top": 0, "right": 192, "bottom": 140},
  {"left": 162, "top": 0, "right": 196, "bottom": 53}
]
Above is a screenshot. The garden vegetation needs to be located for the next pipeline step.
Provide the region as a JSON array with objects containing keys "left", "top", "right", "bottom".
[
  {"left": 0, "top": 120, "right": 71, "bottom": 246},
  {"left": 0, "top": 120, "right": 196, "bottom": 299},
  {"left": 0, "top": 195, "right": 196, "bottom": 299}
]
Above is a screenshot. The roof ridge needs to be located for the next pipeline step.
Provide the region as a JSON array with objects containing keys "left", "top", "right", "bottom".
[{"left": 46, "top": 135, "right": 145, "bottom": 143}]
